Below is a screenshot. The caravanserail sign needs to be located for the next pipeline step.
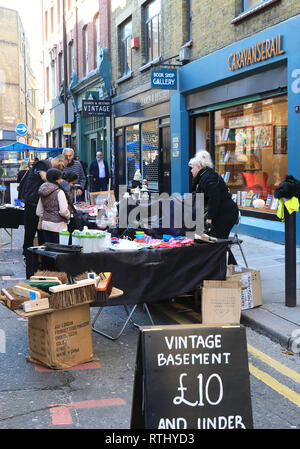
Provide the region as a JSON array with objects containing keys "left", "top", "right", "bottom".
[
  {"left": 151, "top": 69, "right": 177, "bottom": 90},
  {"left": 82, "top": 99, "right": 111, "bottom": 117},
  {"left": 228, "top": 34, "right": 284, "bottom": 72}
]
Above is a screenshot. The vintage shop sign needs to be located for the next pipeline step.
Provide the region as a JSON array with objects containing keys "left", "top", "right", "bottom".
[
  {"left": 82, "top": 99, "right": 111, "bottom": 117},
  {"left": 228, "top": 34, "right": 284, "bottom": 71}
]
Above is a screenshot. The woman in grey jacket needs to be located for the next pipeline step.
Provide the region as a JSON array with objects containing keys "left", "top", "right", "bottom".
[{"left": 36, "top": 168, "right": 70, "bottom": 243}]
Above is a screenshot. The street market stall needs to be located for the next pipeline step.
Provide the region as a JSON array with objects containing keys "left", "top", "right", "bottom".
[
  {"left": 0, "top": 142, "right": 62, "bottom": 204},
  {"left": 0, "top": 205, "right": 24, "bottom": 250}
]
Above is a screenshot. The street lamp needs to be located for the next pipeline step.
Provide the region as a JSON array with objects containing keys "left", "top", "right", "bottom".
[
  {"left": 62, "top": 0, "right": 71, "bottom": 147},
  {"left": 23, "top": 32, "right": 28, "bottom": 127}
]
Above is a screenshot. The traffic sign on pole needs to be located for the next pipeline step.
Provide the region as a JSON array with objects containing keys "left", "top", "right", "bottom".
[{"left": 16, "top": 123, "right": 28, "bottom": 136}]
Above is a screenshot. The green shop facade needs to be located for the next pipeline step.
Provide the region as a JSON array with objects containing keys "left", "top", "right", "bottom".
[{"left": 69, "top": 48, "right": 112, "bottom": 171}]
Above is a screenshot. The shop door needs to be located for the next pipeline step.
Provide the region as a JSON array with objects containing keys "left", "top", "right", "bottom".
[
  {"left": 90, "top": 138, "right": 97, "bottom": 162},
  {"left": 159, "top": 126, "right": 171, "bottom": 194}
]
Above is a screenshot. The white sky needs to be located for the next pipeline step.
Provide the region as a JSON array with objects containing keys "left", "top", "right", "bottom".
[{"left": 0, "top": 0, "right": 43, "bottom": 80}]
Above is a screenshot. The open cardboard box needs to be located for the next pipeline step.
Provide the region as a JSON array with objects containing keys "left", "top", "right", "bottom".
[
  {"left": 202, "top": 279, "right": 242, "bottom": 325},
  {"left": 227, "top": 265, "right": 262, "bottom": 310}
]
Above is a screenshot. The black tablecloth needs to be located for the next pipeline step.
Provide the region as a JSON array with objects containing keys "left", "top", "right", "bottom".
[
  {"left": 27, "top": 242, "right": 228, "bottom": 306},
  {"left": 0, "top": 207, "right": 24, "bottom": 229}
]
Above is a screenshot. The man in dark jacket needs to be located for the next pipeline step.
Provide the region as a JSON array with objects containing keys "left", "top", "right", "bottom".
[
  {"left": 22, "top": 153, "right": 68, "bottom": 277},
  {"left": 62, "top": 148, "right": 86, "bottom": 200},
  {"left": 89, "top": 151, "right": 110, "bottom": 192}
]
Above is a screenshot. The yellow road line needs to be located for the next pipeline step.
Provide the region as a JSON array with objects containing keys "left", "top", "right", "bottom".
[
  {"left": 249, "top": 363, "right": 300, "bottom": 408},
  {"left": 171, "top": 302, "right": 202, "bottom": 321},
  {"left": 248, "top": 344, "right": 300, "bottom": 384},
  {"left": 157, "top": 305, "right": 192, "bottom": 324}
]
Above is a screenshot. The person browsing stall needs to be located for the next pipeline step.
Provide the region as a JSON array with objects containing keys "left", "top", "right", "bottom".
[
  {"left": 189, "top": 150, "right": 238, "bottom": 239},
  {"left": 62, "top": 148, "right": 86, "bottom": 200},
  {"left": 22, "top": 154, "right": 68, "bottom": 276},
  {"left": 36, "top": 168, "right": 70, "bottom": 244}
]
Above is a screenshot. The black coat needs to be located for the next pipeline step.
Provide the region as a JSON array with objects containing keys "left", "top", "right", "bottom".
[
  {"left": 192, "top": 167, "right": 239, "bottom": 238},
  {"left": 274, "top": 175, "right": 300, "bottom": 200},
  {"left": 89, "top": 159, "right": 110, "bottom": 184}
]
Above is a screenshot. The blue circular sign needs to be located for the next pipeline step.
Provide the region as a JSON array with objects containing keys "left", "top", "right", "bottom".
[{"left": 16, "top": 123, "right": 28, "bottom": 136}]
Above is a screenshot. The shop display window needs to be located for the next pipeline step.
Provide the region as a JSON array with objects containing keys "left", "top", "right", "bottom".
[
  {"left": 214, "top": 95, "right": 287, "bottom": 213},
  {"left": 126, "top": 124, "right": 140, "bottom": 188}
]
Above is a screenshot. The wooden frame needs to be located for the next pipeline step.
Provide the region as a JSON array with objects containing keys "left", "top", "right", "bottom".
[
  {"left": 89, "top": 190, "right": 116, "bottom": 207},
  {"left": 273, "top": 125, "right": 287, "bottom": 154}
]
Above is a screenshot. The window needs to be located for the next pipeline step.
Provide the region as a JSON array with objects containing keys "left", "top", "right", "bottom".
[
  {"left": 58, "top": 52, "right": 63, "bottom": 90},
  {"left": 50, "top": 7, "right": 54, "bottom": 33},
  {"left": 243, "top": 0, "right": 271, "bottom": 12},
  {"left": 214, "top": 95, "right": 287, "bottom": 213},
  {"left": 68, "top": 41, "right": 74, "bottom": 79},
  {"left": 83, "top": 26, "right": 89, "bottom": 76},
  {"left": 126, "top": 125, "right": 140, "bottom": 188},
  {"left": 57, "top": 0, "right": 61, "bottom": 24},
  {"left": 46, "top": 66, "right": 50, "bottom": 102},
  {"left": 94, "top": 14, "right": 101, "bottom": 69},
  {"left": 120, "top": 20, "right": 132, "bottom": 76},
  {"left": 145, "top": 0, "right": 161, "bottom": 62},
  {"left": 50, "top": 59, "right": 57, "bottom": 98},
  {"left": 45, "top": 11, "right": 48, "bottom": 41}
]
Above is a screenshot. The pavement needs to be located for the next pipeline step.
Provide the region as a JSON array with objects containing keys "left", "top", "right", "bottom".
[
  {"left": 1, "top": 226, "right": 299, "bottom": 352},
  {"left": 231, "top": 233, "right": 300, "bottom": 351}
]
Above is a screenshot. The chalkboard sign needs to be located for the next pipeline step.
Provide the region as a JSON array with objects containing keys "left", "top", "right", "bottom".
[{"left": 131, "top": 324, "right": 253, "bottom": 429}]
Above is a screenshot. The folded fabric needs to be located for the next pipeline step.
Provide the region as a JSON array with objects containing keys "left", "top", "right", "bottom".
[{"left": 277, "top": 196, "right": 299, "bottom": 221}]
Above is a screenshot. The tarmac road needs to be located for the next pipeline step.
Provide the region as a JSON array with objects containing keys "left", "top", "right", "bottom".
[{"left": 0, "top": 227, "right": 299, "bottom": 431}]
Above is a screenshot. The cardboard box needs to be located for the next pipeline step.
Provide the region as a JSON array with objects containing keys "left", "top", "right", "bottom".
[
  {"left": 27, "top": 303, "right": 93, "bottom": 369},
  {"left": 227, "top": 265, "right": 262, "bottom": 310},
  {"left": 23, "top": 297, "right": 49, "bottom": 313},
  {"left": 202, "top": 280, "right": 242, "bottom": 325}
]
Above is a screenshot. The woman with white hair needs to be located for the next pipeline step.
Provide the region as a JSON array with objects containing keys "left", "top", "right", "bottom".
[{"left": 189, "top": 150, "right": 238, "bottom": 239}]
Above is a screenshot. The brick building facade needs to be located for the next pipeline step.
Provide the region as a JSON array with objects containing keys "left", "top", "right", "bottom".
[
  {"left": 41, "top": 0, "right": 110, "bottom": 171},
  {"left": 110, "top": 0, "right": 190, "bottom": 194},
  {"left": 0, "top": 7, "right": 39, "bottom": 146}
]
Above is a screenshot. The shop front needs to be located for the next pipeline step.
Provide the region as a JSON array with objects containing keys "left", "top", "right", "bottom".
[
  {"left": 171, "top": 15, "right": 300, "bottom": 245},
  {"left": 113, "top": 85, "right": 171, "bottom": 197}
]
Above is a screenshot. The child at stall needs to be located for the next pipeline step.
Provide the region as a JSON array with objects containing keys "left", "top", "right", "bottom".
[
  {"left": 62, "top": 171, "right": 82, "bottom": 244},
  {"left": 36, "top": 168, "right": 70, "bottom": 244}
]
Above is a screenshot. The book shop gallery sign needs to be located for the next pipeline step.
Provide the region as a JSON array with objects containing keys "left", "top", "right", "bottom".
[
  {"left": 228, "top": 34, "right": 284, "bottom": 71},
  {"left": 131, "top": 325, "right": 253, "bottom": 429}
]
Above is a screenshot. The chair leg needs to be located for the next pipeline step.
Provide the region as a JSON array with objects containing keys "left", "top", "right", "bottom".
[
  {"left": 92, "top": 305, "right": 138, "bottom": 340},
  {"left": 237, "top": 241, "right": 248, "bottom": 268},
  {"left": 92, "top": 303, "right": 155, "bottom": 340}
]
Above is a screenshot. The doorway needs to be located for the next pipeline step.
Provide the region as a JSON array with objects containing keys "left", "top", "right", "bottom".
[{"left": 159, "top": 125, "right": 171, "bottom": 194}]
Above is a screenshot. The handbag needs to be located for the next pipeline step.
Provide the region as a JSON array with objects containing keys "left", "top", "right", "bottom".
[{"left": 37, "top": 216, "right": 43, "bottom": 230}]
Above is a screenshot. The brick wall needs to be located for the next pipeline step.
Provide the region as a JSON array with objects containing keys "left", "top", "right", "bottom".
[
  {"left": 110, "top": 0, "right": 188, "bottom": 96},
  {"left": 190, "top": 0, "right": 300, "bottom": 60}
]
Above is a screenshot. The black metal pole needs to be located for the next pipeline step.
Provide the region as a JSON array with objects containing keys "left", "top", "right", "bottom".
[
  {"left": 23, "top": 32, "right": 28, "bottom": 127},
  {"left": 62, "top": 0, "right": 71, "bottom": 147},
  {"left": 284, "top": 206, "right": 297, "bottom": 307}
]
